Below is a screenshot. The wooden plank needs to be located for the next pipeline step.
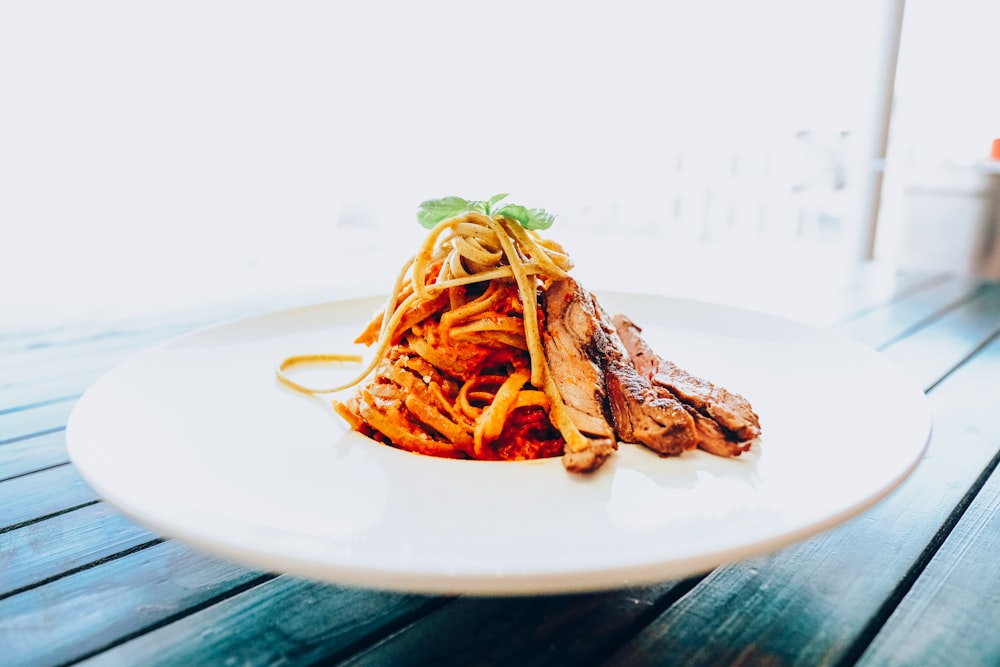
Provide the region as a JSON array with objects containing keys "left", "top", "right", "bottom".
[
  {"left": 0, "top": 320, "right": 194, "bottom": 370},
  {"left": 0, "top": 298, "right": 290, "bottom": 401},
  {"left": 0, "top": 502, "right": 157, "bottom": 598},
  {"left": 0, "top": 464, "right": 97, "bottom": 530},
  {"left": 78, "top": 577, "right": 447, "bottom": 667},
  {"left": 0, "top": 400, "right": 73, "bottom": 443},
  {"left": 338, "top": 582, "right": 690, "bottom": 667},
  {"left": 856, "top": 444, "right": 1000, "bottom": 661},
  {"left": 880, "top": 282, "right": 1000, "bottom": 391},
  {"left": 0, "top": 314, "right": 178, "bottom": 351},
  {"left": 0, "top": 297, "right": 318, "bottom": 410},
  {"left": 0, "top": 330, "right": 189, "bottom": 409},
  {"left": 747, "top": 269, "right": 947, "bottom": 329},
  {"left": 0, "top": 540, "right": 266, "bottom": 667},
  {"left": 0, "top": 430, "right": 67, "bottom": 481},
  {"left": 833, "top": 275, "right": 981, "bottom": 349},
  {"left": 601, "top": 325, "right": 1000, "bottom": 665},
  {"left": 0, "top": 294, "right": 302, "bottom": 372},
  {"left": 806, "top": 270, "right": 951, "bottom": 328},
  {"left": 0, "top": 372, "right": 94, "bottom": 414},
  {"left": 0, "top": 298, "right": 278, "bottom": 354}
]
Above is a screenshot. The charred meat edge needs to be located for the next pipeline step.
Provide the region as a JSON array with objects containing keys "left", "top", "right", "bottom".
[
  {"left": 543, "top": 278, "right": 701, "bottom": 466},
  {"left": 542, "top": 278, "right": 616, "bottom": 473},
  {"left": 612, "top": 314, "right": 761, "bottom": 456}
]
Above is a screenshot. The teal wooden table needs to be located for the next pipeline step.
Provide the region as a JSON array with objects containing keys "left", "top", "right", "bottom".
[{"left": 2, "top": 268, "right": 998, "bottom": 666}]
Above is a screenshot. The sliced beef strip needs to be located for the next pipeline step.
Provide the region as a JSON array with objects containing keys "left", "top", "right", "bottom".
[
  {"left": 543, "top": 278, "right": 617, "bottom": 473},
  {"left": 561, "top": 440, "right": 616, "bottom": 474},
  {"left": 610, "top": 313, "right": 660, "bottom": 380},
  {"left": 544, "top": 278, "right": 698, "bottom": 459},
  {"left": 592, "top": 302, "right": 698, "bottom": 456},
  {"left": 654, "top": 359, "right": 761, "bottom": 442},
  {"left": 612, "top": 314, "right": 761, "bottom": 447},
  {"left": 683, "top": 405, "right": 753, "bottom": 457},
  {"left": 543, "top": 278, "right": 616, "bottom": 441},
  {"left": 604, "top": 368, "right": 698, "bottom": 456}
]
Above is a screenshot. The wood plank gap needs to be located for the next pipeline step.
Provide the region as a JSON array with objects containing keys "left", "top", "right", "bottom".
[
  {"left": 874, "top": 285, "right": 997, "bottom": 353},
  {"left": 7, "top": 324, "right": 190, "bottom": 355},
  {"left": 59, "top": 573, "right": 280, "bottom": 667},
  {"left": 832, "top": 273, "right": 953, "bottom": 326},
  {"left": 325, "top": 595, "right": 458, "bottom": 666},
  {"left": 338, "top": 578, "right": 706, "bottom": 667},
  {"left": 579, "top": 575, "right": 709, "bottom": 667},
  {"left": 0, "top": 430, "right": 69, "bottom": 481},
  {"left": 0, "top": 538, "right": 167, "bottom": 602},
  {"left": 923, "top": 329, "right": 1000, "bottom": 394},
  {"left": 0, "top": 425, "right": 65, "bottom": 447},
  {"left": 0, "top": 460, "right": 71, "bottom": 484},
  {"left": 834, "top": 444, "right": 1000, "bottom": 667},
  {"left": 0, "top": 497, "right": 98, "bottom": 535},
  {"left": 0, "top": 394, "right": 79, "bottom": 417}
]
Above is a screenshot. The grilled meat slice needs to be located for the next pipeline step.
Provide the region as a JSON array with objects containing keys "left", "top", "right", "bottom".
[
  {"left": 561, "top": 439, "right": 616, "bottom": 474},
  {"left": 604, "top": 366, "right": 698, "bottom": 456},
  {"left": 543, "top": 278, "right": 617, "bottom": 473},
  {"left": 543, "top": 278, "right": 760, "bottom": 467},
  {"left": 543, "top": 278, "right": 616, "bottom": 441},
  {"left": 592, "top": 302, "right": 699, "bottom": 456},
  {"left": 612, "top": 314, "right": 761, "bottom": 453},
  {"left": 609, "top": 313, "right": 659, "bottom": 379},
  {"left": 653, "top": 359, "right": 761, "bottom": 442},
  {"left": 684, "top": 405, "right": 751, "bottom": 457},
  {"left": 544, "top": 278, "right": 698, "bottom": 460}
]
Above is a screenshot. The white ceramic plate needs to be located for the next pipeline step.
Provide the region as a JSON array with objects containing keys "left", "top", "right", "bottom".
[{"left": 67, "top": 293, "right": 931, "bottom": 595}]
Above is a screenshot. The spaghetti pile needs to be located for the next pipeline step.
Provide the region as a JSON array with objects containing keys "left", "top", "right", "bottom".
[{"left": 277, "top": 209, "right": 596, "bottom": 462}]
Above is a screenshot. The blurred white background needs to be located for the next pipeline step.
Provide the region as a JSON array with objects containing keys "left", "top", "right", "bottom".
[{"left": 2, "top": 1, "right": 998, "bottom": 325}]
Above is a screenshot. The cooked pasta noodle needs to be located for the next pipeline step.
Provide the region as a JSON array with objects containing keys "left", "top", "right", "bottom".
[{"left": 276, "top": 210, "right": 590, "bottom": 462}]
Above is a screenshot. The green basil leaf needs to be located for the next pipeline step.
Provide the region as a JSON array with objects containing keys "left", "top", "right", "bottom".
[
  {"left": 486, "top": 193, "right": 509, "bottom": 215},
  {"left": 523, "top": 207, "right": 555, "bottom": 230},
  {"left": 416, "top": 196, "right": 470, "bottom": 229},
  {"left": 495, "top": 203, "right": 530, "bottom": 228},
  {"left": 419, "top": 195, "right": 555, "bottom": 230},
  {"left": 497, "top": 203, "right": 555, "bottom": 230}
]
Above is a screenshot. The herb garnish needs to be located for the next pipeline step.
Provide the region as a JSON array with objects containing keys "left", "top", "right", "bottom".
[{"left": 417, "top": 194, "right": 555, "bottom": 231}]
